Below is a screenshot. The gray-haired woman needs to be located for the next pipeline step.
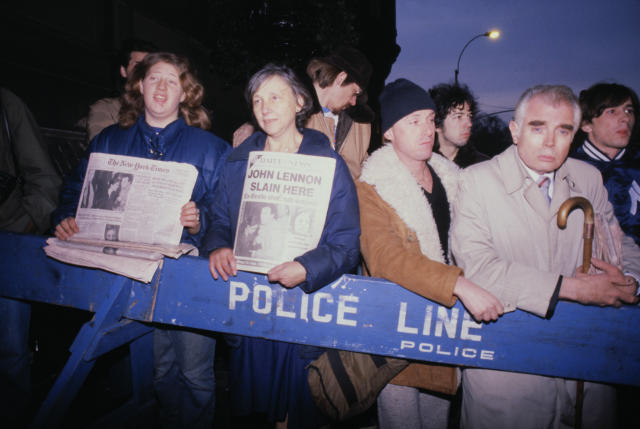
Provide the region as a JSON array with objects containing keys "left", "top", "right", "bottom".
[{"left": 203, "top": 64, "right": 361, "bottom": 429}]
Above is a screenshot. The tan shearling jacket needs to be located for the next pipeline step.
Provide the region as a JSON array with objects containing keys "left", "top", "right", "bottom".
[{"left": 357, "top": 144, "right": 463, "bottom": 395}]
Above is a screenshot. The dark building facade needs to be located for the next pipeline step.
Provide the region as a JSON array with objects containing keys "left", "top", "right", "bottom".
[{"left": 1, "top": 1, "right": 399, "bottom": 143}]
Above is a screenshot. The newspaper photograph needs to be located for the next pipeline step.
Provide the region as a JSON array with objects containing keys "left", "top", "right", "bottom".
[
  {"left": 72, "top": 152, "right": 198, "bottom": 246},
  {"left": 44, "top": 152, "right": 199, "bottom": 282},
  {"left": 233, "top": 151, "right": 336, "bottom": 273}
]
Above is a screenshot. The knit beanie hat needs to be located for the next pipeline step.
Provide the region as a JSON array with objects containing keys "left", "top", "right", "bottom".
[{"left": 380, "top": 79, "right": 436, "bottom": 133}]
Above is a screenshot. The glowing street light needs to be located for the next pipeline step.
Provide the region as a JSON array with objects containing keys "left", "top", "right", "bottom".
[{"left": 454, "top": 30, "right": 501, "bottom": 85}]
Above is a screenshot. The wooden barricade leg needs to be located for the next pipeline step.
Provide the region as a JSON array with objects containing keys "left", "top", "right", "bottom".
[{"left": 29, "top": 281, "right": 138, "bottom": 428}]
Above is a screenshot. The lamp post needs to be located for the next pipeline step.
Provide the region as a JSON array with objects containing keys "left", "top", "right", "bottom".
[{"left": 454, "top": 30, "right": 500, "bottom": 86}]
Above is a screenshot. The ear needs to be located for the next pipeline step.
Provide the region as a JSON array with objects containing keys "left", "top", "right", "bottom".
[
  {"left": 138, "top": 80, "right": 144, "bottom": 95},
  {"left": 180, "top": 92, "right": 186, "bottom": 103},
  {"left": 383, "top": 128, "right": 394, "bottom": 142},
  {"left": 120, "top": 66, "right": 128, "bottom": 79},
  {"left": 295, "top": 95, "right": 304, "bottom": 112},
  {"left": 581, "top": 122, "right": 593, "bottom": 134},
  {"left": 335, "top": 71, "right": 348, "bottom": 86},
  {"left": 508, "top": 120, "right": 519, "bottom": 145}
]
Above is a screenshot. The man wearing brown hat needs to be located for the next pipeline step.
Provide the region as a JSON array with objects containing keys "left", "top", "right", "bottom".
[{"left": 233, "top": 46, "right": 373, "bottom": 178}]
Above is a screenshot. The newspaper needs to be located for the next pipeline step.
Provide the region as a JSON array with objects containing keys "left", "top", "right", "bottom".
[
  {"left": 233, "top": 151, "right": 336, "bottom": 273},
  {"left": 44, "top": 152, "right": 199, "bottom": 282},
  {"left": 591, "top": 213, "right": 624, "bottom": 272}
]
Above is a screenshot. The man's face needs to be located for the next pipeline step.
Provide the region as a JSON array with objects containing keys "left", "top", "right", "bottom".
[
  {"left": 582, "top": 98, "right": 635, "bottom": 155},
  {"left": 105, "top": 228, "right": 117, "bottom": 241},
  {"left": 120, "top": 176, "right": 132, "bottom": 191},
  {"left": 385, "top": 109, "right": 436, "bottom": 165},
  {"left": 326, "top": 73, "right": 362, "bottom": 113},
  {"left": 108, "top": 180, "right": 120, "bottom": 193},
  {"left": 438, "top": 102, "right": 473, "bottom": 148},
  {"left": 509, "top": 95, "right": 576, "bottom": 174},
  {"left": 121, "top": 51, "right": 149, "bottom": 79}
]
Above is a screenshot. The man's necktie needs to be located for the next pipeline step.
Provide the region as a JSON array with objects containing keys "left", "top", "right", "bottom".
[{"left": 538, "top": 176, "right": 551, "bottom": 205}]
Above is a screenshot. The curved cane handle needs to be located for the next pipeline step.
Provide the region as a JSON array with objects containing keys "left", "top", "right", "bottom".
[{"left": 557, "top": 197, "right": 594, "bottom": 274}]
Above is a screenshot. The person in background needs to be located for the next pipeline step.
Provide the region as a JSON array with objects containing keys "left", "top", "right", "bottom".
[
  {"left": 571, "top": 82, "right": 640, "bottom": 245},
  {"left": 206, "top": 63, "right": 360, "bottom": 429},
  {"left": 451, "top": 84, "right": 640, "bottom": 428},
  {"left": 233, "top": 46, "right": 373, "bottom": 179},
  {"left": 86, "top": 38, "right": 157, "bottom": 141},
  {"left": 52, "top": 52, "right": 230, "bottom": 428},
  {"left": 0, "top": 87, "right": 62, "bottom": 426},
  {"left": 357, "top": 78, "right": 503, "bottom": 429},
  {"left": 429, "top": 83, "right": 488, "bottom": 168}
]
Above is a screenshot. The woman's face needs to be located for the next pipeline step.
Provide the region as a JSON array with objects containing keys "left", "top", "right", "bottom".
[
  {"left": 140, "top": 61, "right": 185, "bottom": 128},
  {"left": 252, "top": 75, "right": 302, "bottom": 139}
]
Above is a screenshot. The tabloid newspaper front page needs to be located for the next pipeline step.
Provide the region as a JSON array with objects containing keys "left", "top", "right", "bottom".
[
  {"left": 234, "top": 151, "right": 336, "bottom": 274},
  {"left": 44, "top": 153, "right": 199, "bottom": 282}
]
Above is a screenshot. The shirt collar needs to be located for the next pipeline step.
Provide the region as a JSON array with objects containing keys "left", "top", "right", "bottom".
[
  {"left": 582, "top": 139, "right": 626, "bottom": 161},
  {"left": 322, "top": 107, "right": 339, "bottom": 122},
  {"left": 516, "top": 146, "right": 555, "bottom": 196}
]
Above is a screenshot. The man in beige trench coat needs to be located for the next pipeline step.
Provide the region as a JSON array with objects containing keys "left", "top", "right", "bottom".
[{"left": 451, "top": 84, "right": 640, "bottom": 429}]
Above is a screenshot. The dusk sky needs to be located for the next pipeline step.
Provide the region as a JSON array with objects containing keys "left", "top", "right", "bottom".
[{"left": 388, "top": 0, "right": 640, "bottom": 120}]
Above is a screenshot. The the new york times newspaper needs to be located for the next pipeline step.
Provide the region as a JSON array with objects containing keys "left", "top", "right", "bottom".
[
  {"left": 234, "top": 152, "right": 336, "bottom": 274},
  {"left": 44, "top": 153, "right": 198, "bottom": 282}
]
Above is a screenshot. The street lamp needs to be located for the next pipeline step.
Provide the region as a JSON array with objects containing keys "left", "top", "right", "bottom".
[{"left": 454, "top": 30, "right": 500, "bottom": 85}]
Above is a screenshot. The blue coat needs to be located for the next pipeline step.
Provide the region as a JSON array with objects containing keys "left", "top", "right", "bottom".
[
  {"left": 202, "top": 128, "right": 361, "bottom": 293},
  {"left": 52, "top": 116, "right": 230, "bottom": 249},
  {"left": 204, "top": 128, "right": 360, "bottom": 429},
  {"left": 571, "top": 140, "right": 640, "bottom": 246}
]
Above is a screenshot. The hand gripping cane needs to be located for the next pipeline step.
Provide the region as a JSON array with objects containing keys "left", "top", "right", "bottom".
[{"left": 557, "top": 196, "right": 594, "bottom": 429}]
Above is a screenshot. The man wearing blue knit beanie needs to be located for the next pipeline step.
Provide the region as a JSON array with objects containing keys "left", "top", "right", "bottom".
[{"left": 357, "top": 79, "right": 504, "bottom": 429}]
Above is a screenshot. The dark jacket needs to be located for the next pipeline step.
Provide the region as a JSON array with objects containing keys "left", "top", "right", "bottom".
[
  {"left": 52, "top": 115, "right": 230, "bottom": 248},
  {"left": 571, "top": 140, "right": 640, "bottom": 246},
  {"left": 202, "top": 128, "right": 361, "bottom": 293},
  {"left": 435, "top": 143, "right": 489, "bottom": 169},
  {"left": 0, "top": 88, "right": 61, "bottom": 233}
]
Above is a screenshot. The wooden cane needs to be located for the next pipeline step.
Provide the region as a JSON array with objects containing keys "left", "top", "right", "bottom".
[
  {"left": 557, "top": 197, "right": 594, "bottom": 275},
  {"left": 557, "top": 196, "right": 594, "bottom": 429}
]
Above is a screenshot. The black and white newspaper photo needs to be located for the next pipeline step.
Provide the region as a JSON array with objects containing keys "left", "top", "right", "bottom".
[
  {"left": 234, "top": 152, "right": 336, "bottom": 273},
  {"left": 72, "top": 152, "right": 198, "bottom": 246}
]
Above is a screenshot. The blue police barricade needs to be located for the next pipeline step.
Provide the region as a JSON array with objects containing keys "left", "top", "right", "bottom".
[{"left": 1, "top": 232, "right": 639, "bottom": 427}]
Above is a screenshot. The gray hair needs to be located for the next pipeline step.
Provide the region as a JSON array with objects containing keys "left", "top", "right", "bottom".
[
  {"left": 245, "top": 63, "right": 314, "bottom": 129},
  {"left": 512, "top": 85, "right": 581, "bottom": 135}
]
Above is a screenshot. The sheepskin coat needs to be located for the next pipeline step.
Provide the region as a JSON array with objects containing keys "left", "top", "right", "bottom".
[{"left": 356, "top": 144, "right": 462, "bottom": 394}]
